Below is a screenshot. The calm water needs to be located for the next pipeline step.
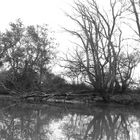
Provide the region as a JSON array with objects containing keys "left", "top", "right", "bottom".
[{"left": 0, "top": 101, "right": 140, "bottom": 140}]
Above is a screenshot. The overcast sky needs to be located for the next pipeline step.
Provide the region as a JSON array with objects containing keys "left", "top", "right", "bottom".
[{"left": 0, "top": 0, "right": 69, "bottom": 28}]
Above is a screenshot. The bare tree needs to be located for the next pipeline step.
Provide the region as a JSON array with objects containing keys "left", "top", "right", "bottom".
[
  {"left": 130, "top": 0, "right": 140, "bottom": 38},
  {"left": 64, "top": 0, "right": 127, "bottom": 95},
  {"left": 118, "top": 50, "right": 140, "bottom": 92}
]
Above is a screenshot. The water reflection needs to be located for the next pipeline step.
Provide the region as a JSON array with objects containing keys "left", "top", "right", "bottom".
[{"left": 0, "top": 102, "right": 140, "bottom": 140}]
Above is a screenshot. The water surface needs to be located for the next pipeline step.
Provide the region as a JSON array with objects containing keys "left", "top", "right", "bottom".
[{"left": 0, "top": 101, "right": 140, "bottom": 140}]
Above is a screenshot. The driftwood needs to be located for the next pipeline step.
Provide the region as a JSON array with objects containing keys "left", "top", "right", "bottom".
[{"left": 19, "top": 90, "right": 101, "bottom": 102}]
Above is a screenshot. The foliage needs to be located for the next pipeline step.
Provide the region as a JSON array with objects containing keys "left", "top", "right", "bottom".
[
  {"left": 0, "top": 69, "right": 38, "bottom": 91},
  {"left": 0, "top": 19, "right": 57, "bottom": 92},
  {"left": 41, "top": 71, "right": 68, "bottom": 92}
]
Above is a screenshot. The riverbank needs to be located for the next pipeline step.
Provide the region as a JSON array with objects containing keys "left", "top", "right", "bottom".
[{"left": 1, "top": 91, "right": 140, "bottom": 106}]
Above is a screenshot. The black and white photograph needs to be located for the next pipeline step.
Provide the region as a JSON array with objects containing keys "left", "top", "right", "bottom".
[{"left": 0, "top": 0, "right": 140, "bottom": 139}]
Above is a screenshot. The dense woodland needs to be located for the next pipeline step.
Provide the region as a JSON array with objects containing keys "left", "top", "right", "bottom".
[{"left": 0, "top": 0, "right": 140, "bottom": 103}]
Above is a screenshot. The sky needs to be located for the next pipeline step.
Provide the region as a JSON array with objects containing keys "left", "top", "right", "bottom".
[
  {"left": 0, "top": 0, "right": 73, "bottom": 43},
  {"left": 0, "top": 0, "right": 69, "bottom": 28}
]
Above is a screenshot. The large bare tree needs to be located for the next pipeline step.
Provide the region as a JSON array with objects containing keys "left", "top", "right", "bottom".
[{"left": 64, "top": 0, "right": 139, "bottom": 95}]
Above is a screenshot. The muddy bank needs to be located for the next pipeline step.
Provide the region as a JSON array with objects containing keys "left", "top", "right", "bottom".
[{"left": 0, "top": 90, "right": 140, "bottom": 106}]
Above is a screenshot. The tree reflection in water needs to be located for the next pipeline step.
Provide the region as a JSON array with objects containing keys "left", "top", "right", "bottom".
[
  {"left": 61, "top": 111, "right": 130, "bottom": 140},
  {"left": 0, "top": 103, "right": 64, "bottom": 140},
  {"left": 0, "top": 102, "right": 139, "bottom": 140},
  {"left": 60, "top": 105, "right": 140, "bottom": 140}
]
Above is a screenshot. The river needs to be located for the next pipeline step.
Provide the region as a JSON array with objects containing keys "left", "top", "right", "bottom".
[{"left": 0, "top": 101, "right": 140, "bottom": 140}]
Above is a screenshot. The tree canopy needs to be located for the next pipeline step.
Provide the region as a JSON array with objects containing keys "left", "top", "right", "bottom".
[{"left": 0, "top": 19, "right": 57, "bottom": 91}]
